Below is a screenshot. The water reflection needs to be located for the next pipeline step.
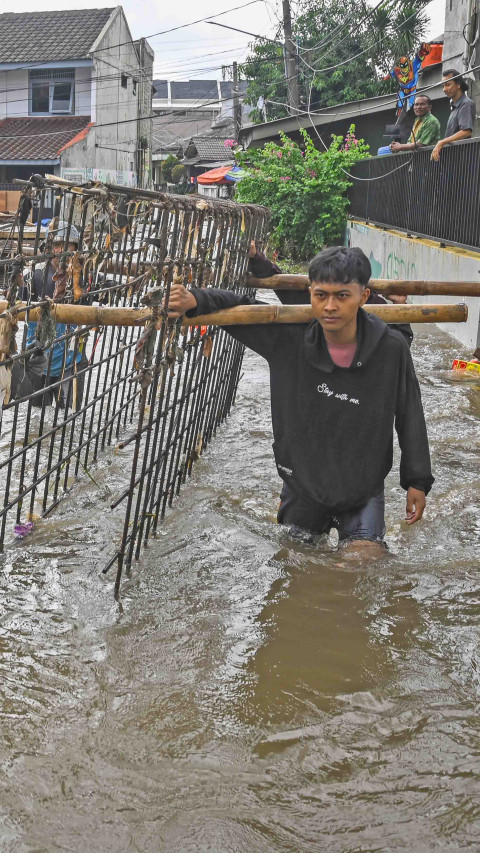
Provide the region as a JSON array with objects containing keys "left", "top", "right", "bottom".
[
  {"left": 0, "top": 324, "right": 479, "bottom": 851},
  {"left": 239, "top": 549, "right": 392, "bottom": 730}
]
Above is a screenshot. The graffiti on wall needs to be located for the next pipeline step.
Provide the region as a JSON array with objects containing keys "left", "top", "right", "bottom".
[{"left": 386, "top": 251, "right": 417, "bottom": 280}]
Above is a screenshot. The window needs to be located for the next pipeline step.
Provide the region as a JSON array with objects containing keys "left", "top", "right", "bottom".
[
  {"left": 30, "top": 69, "right": 75, "bottom": 115},
  {"left": 121, "top": 74, "right": 128, "bottom": 89}
]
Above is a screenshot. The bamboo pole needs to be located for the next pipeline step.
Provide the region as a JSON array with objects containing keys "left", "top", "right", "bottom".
[
  {"left": 247, "top": 273, "right": 480, "bottom": 297},
  {"left": 0, "top": 301, "right": 468, "bottom": 326}
]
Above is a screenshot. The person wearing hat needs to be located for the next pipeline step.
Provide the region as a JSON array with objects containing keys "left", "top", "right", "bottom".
[{"left": 11, "top": 221, "right": 86, "bottom": 410}]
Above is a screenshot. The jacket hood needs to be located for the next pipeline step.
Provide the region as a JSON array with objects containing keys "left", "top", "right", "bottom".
[{"left": 304, "top": 308, "right": 388, "bottom": 373}]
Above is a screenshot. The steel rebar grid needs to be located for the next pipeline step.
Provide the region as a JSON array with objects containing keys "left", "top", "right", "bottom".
[{"left": 0, "top": 177, "right": 270, "bottom": 593}]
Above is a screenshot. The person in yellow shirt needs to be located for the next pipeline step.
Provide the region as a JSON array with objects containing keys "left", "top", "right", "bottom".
[{"left": 390, "top": 94, "right": 440, "bottom": 152}]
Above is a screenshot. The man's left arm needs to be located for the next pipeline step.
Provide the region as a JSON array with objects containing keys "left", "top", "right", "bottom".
[
  {"left": 394, "top": 342, "right": 434, "bottom": 524},
  {"left": 431, "top": 129, "right": 472, "bottom": 160}
]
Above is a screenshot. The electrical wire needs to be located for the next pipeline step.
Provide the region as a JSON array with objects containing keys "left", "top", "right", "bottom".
[
  {"left": 297, "top": 2, "right": 432, "bottom": 76},
  {"left": 0, "top": 0, "right": 268, "bottom": 75},
  {"left": 264, "top": 59, "right": 480, "bottom": 122}
]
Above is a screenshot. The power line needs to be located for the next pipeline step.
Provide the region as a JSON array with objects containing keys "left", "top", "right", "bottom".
[
  {"left": 0, "top": 0, "right": 269, "bottom": 81},
  {"left": 89, "top": 1, "right": 269, "bottom": 56},
  {"left": 265, "top": 59, "right": 476, "bottom": 122},
  {"left": 0, "top": 84, "right": 257, "bottom": 142},
  {"left": 298, "top": 1, "right": 432, "bottom": 76},
  {"left": 300, "top": 0, "right": 395, "bottom": 57},
  {"left": 240, "top": 0, "right": 436, "bottom": 111}
]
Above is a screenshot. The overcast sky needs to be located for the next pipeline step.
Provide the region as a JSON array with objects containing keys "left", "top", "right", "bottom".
[{"left": 3, "top": 0, "right": 446, "bottom": 81}]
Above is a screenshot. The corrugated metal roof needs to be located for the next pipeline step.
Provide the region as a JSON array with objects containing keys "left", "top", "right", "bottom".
[
  {"left": 0, "top": 8, "right": 114, "bottom": 64},
  {"left": 0, "top": 116, "right": 92, "bottom": 161}
]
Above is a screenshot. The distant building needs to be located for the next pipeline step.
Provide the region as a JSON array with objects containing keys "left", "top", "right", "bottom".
[
  {"left": 151, "top": 78, "right": 251, "bottom": 187},
  {"left": 0, "top": 6, "right": 153, "bottom": 213},
  {"left": 181, "top": 136, "right": 235, "bottom": 193}
]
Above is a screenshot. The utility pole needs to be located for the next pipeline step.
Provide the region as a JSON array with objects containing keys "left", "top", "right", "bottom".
[
  {"left": 282, "top": 0, "right": 300, "bottom": 113},
  {"left": 232, "top": 61, "right": 242, "bottom": 140}
]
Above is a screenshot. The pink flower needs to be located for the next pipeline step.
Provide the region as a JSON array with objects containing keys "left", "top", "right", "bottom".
[
  {"left": 277, "top": 151, "right": 283, "bottom": 158},
  {"left": 279, "top": 176, "right": 291, "bottom": 181},
  {"left": 224, "top": 139, "right": 237, "bottom": 149},
  {"left": 307, "top": 170, "right": 317, "bottom": 177}
]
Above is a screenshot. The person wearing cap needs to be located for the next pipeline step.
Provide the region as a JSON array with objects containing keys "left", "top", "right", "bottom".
[
  {"left": 431, "top": 70, "right": 476, "bottom": 161},
  {"left": 11, "top": 221, "right": 86, "bottom": 409}
]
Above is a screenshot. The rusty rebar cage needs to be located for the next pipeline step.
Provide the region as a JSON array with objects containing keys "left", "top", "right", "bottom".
[{"left": 0, "top": 177, "right": 270, "bottom": 594}]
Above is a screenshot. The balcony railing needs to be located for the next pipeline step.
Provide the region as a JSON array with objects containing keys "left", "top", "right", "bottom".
[{"left": 348, "top": 137, "right": 480, "bottom": 252}]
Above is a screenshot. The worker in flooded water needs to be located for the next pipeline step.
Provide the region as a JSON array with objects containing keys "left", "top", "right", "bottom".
[
  {"left": 10, "top": 222, "right": 87, "bottom": 410},
  {"left": 164, "top": 246, "right": 434, "bottom": 553}
]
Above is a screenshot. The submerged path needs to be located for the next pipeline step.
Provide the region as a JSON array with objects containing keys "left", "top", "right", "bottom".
[{"left": 0, "top": 323, "right": 479, "bottom": 851}]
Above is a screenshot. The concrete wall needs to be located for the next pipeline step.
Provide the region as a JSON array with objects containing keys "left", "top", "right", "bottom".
[
  {"left": 347, "top": 219, "right": 480, "bottom": 351},
  {"left": 75, "top": 66, "right": 92, "bottom": 116},
  {"left": 443, "top": 0, "right": 477, "bottom": 69},
  {"left": 91, "top": 7, "right": 142, "bottom": 178},
  {"left": 443, "top": 0, "right": 480, "bottom": 136},
  {"left": 134, "top": 38, "right": 154, "bottom": 188},
  {"left": 0, "top": 69, "right": 28, "bottom": 118},
  {"left": 61, "top": 9, "right": 153, "bottom": 187}
]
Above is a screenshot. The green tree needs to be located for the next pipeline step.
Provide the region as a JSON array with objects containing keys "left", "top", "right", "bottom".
[
  {"left": 241, "top": 0, "right": 428, "bottom": 122},
  {"left": 235, "top": 126, "right": 369, "bottom": 259},
  {"left": 171, "top": 164, "right": 187, "bottom": 184},
  {"left": 161, "top": 154, "right": 180, "bottom": 183}
]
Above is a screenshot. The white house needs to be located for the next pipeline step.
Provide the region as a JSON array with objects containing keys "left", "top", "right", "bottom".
[{"left": 0, "top": 5, "right": 153, "bottom": 209}]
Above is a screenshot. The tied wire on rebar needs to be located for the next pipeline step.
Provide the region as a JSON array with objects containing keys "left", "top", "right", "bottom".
[{"left": 0, "top": 176, "right": 270, "bottom": 594}]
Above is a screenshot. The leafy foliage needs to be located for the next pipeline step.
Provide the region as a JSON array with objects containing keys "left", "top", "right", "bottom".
[
  {"left": 235, "top": 127, "right": 369, "bottom": 259},
  {"left": 160, "top": 154, "right": 180, "bottom": 183},
  {"left": 171, "top": 164, "right": 187, "bottom": 184},
  {"left": 241, "top": 0, "right": 428, "bottom": 122}
]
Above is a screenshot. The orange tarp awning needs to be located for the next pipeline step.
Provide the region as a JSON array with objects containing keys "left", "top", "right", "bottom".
[{"left": 197, "top": 165, "right": 232, "bottom": 184}]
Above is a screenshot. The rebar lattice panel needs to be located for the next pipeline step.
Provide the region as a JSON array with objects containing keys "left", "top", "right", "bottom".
[{"left": 0, "top": 178, "right": 269, "bottom": 593}]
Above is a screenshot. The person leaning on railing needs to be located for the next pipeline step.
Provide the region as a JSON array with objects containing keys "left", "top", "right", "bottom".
[
  {"left": 431, "top": 69, "right": 476, "bottom": 161},
  {"left": 389, "top": 94, "right": 440, "bottom": 153}
]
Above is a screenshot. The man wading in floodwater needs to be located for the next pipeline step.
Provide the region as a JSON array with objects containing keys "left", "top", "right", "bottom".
[{"left": 165, "top": 246, "right": 434, "bottom": 552}]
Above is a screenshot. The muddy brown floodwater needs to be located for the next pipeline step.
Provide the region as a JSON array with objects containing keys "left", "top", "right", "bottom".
[{"left": 0, "top": 323, "right": 479, "bottom": 852}]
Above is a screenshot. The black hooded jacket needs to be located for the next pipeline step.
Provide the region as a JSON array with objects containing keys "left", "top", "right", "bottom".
[{"left": 188, "top": 287, "right": 434, "bottom": 512}]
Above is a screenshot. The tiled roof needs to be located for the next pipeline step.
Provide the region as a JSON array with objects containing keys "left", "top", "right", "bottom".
[
  {"left": 0, "top": 116, "right": 92, "bottom": 161},
  {"left": 184, "top": 136, "right": 233, "bottom": 162},
  {"left": 0, "top": 8, "right": 114, "bottom": 64}
]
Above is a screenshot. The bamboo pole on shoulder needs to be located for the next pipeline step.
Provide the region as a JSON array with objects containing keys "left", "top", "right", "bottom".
[
  {"left": 0, "top": 301, "right": 468, "bottom": 326},
  {"left": 191, "top": 303, "right": 468, "bottom": 326},
  {"left": 247, "top": 274, "right": 480, "bottom": 297}
]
